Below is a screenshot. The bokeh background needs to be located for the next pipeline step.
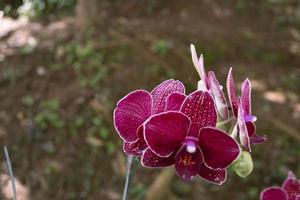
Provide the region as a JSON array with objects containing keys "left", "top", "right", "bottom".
[{"left": 0, "top": 0, "right": 299, "bottom": 199}]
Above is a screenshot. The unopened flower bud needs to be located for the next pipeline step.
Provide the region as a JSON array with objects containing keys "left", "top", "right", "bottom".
[{"left": 231, "top": 151, "right": 253, "bottom": 178}]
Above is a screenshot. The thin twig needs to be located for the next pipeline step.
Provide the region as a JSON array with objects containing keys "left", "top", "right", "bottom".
[
  {"left": 122, "top": 155, "right": 136, "bottom": 200},
  {"left": 3, "top": 146, "right": 17, "bottom": 200},
  {"left": 267, "top": 117, "right": 300, "bottom": 142}
]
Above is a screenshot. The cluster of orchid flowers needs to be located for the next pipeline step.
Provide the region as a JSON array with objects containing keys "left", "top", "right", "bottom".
[{"left": 113, "top": 44, "right": 267, "bottom": 184}]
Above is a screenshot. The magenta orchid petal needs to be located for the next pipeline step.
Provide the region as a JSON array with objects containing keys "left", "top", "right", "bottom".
[
  {"left": 246, "top": 121, "right": 256, "bottom": 137},
  {"left": 165, "top": 92, "right": 186, "bottom": 111},
  {"left": 123, "top": 140, "right": 146, "bottom": 156},
  {"left": 143, "top": 111, "right": 190, "bottom": 157},
  {"left": 282, "top": 171, "right": 300, "bottom": 200},
  {"left": 198, "top": 164, "right": 227, "bottom": 185},
  {"left": 180, "top": 91, "right": 217, "bottom": 137},
  {"left": 198, "top": 127, "right": 241, "bottom": 169},
  {"left": 241, "top": 78, "right": 252, "bottom": 116},
  {"left": 123, "top": 126, "right": 147, "bottom": 156},
  {"left": 175, "top": 144, "right": 204, "bottom": 182},
  {"left": 151, "top": 79, "right": 185, "bottom": 114},
  {"left": 296, "top": 195, "right": 300, "bottom": 200},
  {"left": 237, "top": 99, "right": 251, "bottom": 151},
  {"left": 207, "top": 71, "right": 229, "bottom": 120},
  {"left": 114, "top": 90, "right": 152, "bottom": 142},
  {"left": 246, "top": 118, "right": 267, "bottom": 144},
  {"left": 250, "top": 134, "right": 267, "bottom": 144},
  {"left": 141, "top": 148, "right": 176, "bottom": 168},
  {"left": 260, "top": 187, "right": 288, "bottom": 200},
  {"left": 226, "top": 67, "right": 238, "bottom": 117}
]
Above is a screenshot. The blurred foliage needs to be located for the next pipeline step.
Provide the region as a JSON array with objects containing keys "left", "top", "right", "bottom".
[
  {"left": 34, "top": 99, "right": 65, "bottom": 129},
  {"left": 0, "top": 0, "right": 23, "bottom": 18},
  {"left": 59, "top": 41, "right": 109, "bottom": 90},
  {"left": 151, "top": 39, "right": 170, "bottom": 57},
  {"left": 230, "top": 0, "right": 300, "bottom": 28},
  {"left": 130, "top": 183, "right": 146, "bottom": 200},
  {"left": 0, "top": 67, "right": 19, "bottom": 85},
  {"left": 0, "top": 0, "right": 174, "bottom": 19},
  {"left": 21, "top": 94, "right": 35, "bottom": 106},
  {"left": 1, "top": 0, "right": 76, "bottom": 19},
  {"left": 65, "top": 42, "right": 108, "bottom": 89},
  {"left": 50, "top": 37, "right": 122, "bottom": 155}
]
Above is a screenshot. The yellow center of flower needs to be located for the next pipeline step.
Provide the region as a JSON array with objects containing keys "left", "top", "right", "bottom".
[{"left": 179, "top": 155, "right": 195, "bottom": 166}]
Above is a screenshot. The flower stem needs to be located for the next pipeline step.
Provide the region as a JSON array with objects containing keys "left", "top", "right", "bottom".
[
  {"left": 122, "top": 155, "right": 137, "bottom": 200},
  {"left": 3, "top": 146, "right": 17, "bottom": 200},
  {"left": 216, "top": 116, "right": 234, "bottom": 128}
]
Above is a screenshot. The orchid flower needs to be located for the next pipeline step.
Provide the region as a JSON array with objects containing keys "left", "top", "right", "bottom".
[
  {"left": 190, "top": 44, "right": 229, "bottom": 120},
  {"left": 113, "top": 79, "right": 185, "bottom": 156},
  {"left": 227, "top": 67, "right": 266, "bottom": 151},
  {"left": 141, "top": 90, "right": 240, "bottom": 183},
  {"left": 260, "top": 171, "right": 300, "bottom": 200}
]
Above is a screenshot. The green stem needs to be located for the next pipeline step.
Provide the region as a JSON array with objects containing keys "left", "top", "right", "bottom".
[{"left": 216, "top": 116, "right": 234, "bottom": 128}]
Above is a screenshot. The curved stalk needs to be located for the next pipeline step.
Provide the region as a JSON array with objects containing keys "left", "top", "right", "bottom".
[
  {"left": 122, "top": 155, "right": 137, "bottom": 200},
  {"left": 216, "top": 116, "right": 235, "bottom": 128},
  {"left": 3, "top": 146, "right": 17, "bottom": 200}
]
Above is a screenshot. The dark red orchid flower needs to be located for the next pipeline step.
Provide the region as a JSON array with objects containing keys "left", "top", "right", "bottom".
[
  {"left": 260, "top": 171, "right": 300, "bottom": 200},
  {"left": 142, "top": 90, "right": 240, "bottom": 183},
  {"left": 227, "top": 68, "right": 266, "bottom": 151},
  {"left": 113, "top": 79, "right": 186, "bottom": 156},
  {"left": 190, "top": 44, "right": 229, "bottom": 120}
]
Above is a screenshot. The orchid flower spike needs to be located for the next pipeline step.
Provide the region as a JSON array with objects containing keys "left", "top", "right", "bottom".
[
  {"left": 227, "top": 67, "right": 267, "bottom": 151},
  {"left": 190, "top": 44, "right": 229, "bottom": 120}
]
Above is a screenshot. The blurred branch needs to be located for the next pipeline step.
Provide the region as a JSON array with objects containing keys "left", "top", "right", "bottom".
[
  {"left": 145, "top": 168, "right": 178, "bottom": 200},
  {"left": 267, "top": 117, "right": 300, "bottom": 142},
  {"left": 76, "top": 0, "right": 103, "bottom": 28}
]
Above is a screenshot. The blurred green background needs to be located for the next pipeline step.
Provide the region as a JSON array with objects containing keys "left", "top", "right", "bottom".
[{"left": 0, "top": 0, "right": 299, "bottom": 199}]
